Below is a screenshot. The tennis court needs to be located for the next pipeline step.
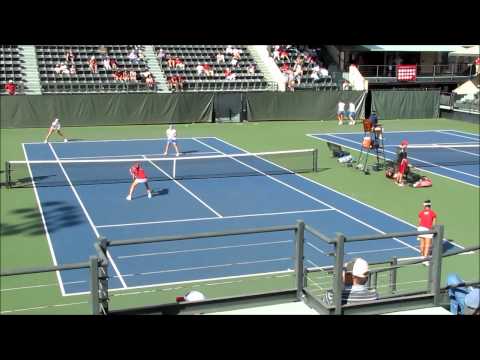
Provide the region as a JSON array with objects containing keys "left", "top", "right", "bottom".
[
  {"left": 13, "top": 135, "right": 464, "bottom": 297},
  {"left": 307, "top": 130, "right": 480, "bottom": 187}
]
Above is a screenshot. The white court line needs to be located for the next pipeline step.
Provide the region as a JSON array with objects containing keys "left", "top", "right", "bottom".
[
  {"left": 23, "top": 137, "right": 216, "bottom": 145},
  {"left": 59, "top": 151, "right": 218, "bottom": 160},
  {"left": 117, "top": 240, "right": 293, "bottom": 259},
  {"left": 307, "top": 129, "right": 472, "bottom": 136},
  {"left": 306, "top": 241, "right": 327, "bottom": 255},
  {"left": 436, "top": 130, "right": 480, "bottom": 142},
  {"left": 1, "top": 280, "right": 86, "bottom": 292},
  {"left": 47, "top": 143, "right": 128, "bottom": 289},
  {"left": 63, "top": 268, "right": 296, "bottom": 297},
  {"left": 310, "top": 133, "right": 480, "bottom": 185},
  {"left": 97, "top": 208, "right": 333, "bottom": 228},
  {"left": 447, "top": 130, "right": 480, "bottom": 138},
  {"left": 1, "top": 301, "right": 89, "bottom": 314},
  {"left": 447, "top": 146, "right": 479, "bottom": 157},
  {"left": 21, "top": 144, "right": 66, "bottom": 296},
  {"left": 142, "top": 155, "right": 223, "bottom": 218},
  {"left": 201, "top": 137, "right": 421, "bottom": 254}
]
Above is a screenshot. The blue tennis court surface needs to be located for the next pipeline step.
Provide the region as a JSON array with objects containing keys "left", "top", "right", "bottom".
[
  {"left": 308, "top": 130, "right": 479, "bottom": 187},
  {"left": 23, "top": 136, "right": 463, "bottom": 296}
]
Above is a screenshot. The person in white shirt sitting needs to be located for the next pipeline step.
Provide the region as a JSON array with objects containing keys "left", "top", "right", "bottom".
[
  {"left": 216, "top": 52, "right": 225, "bottom": 64},
  {"left": 196, "top": 63, "right": 204, "bottom": 75},
  {"left": 319, "top": 67, "right": 329, "bottom": 77}
]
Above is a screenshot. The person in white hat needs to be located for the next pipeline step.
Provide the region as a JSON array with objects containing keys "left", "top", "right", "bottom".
[
  {"left": 44, "top": 117, "right": 68, "bottom": 143},
  {"left": 321, "top": 257, "right": 378, "bottom": 306}
]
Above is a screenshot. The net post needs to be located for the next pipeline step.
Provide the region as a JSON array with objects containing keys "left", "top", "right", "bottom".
[
  {"left": 5, "top": 161, "right": 11, "bottom": 188},
  {"left": 431, "top": 225, "right": 444, "bottom": 306},
  {"left": 89, "top": 256, "right": 100, "bottom": 315},
  {"left": 313, "top": 148, "right": 318, "bottom": 172},
  {"left": 294, "top": 220, "right": 305, "bottom": 300},
  {"left": 96, "top": 237, "right": 110, "bottom": 314},
  {"left": 173, "top": 158, "right": 177, "bottom": 179},
  {"left": 390, "top": 257, "right": 398, "bottom": 294},
  {"left": 333, "top": 233, "right": 345, "bottom": 315}
]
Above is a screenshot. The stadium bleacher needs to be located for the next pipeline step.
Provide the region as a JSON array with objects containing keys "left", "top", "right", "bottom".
[
  {"left": 0, "top": 45, "right": 26, "bottom": 94},
  {"left": 155, "top": 45, "right": 269, "bottom": 92},
  {"left": 271, "top": 45, "right": 337, "bottom": 90},
  {"left": 36, "top": 45, "right": 156, "bottom": 94}
]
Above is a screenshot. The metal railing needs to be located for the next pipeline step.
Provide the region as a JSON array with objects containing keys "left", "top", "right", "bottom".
[
  {"left": 357, "top": 63, "right": 475, "bottom": 80},
  {"left": 2, "top": 220, "right": 478, "bottom": 315}
]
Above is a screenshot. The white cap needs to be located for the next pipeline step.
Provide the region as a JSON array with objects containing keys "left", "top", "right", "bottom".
[
  {"left": 352, "top": 258, "right": 369, "bottom": 278},
  {"left": 184, "top": 291, "right": 205, "bottom": 302}
]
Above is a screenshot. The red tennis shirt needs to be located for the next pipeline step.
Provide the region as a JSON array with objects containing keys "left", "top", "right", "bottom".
[
  {"left": 130, "top": 166, "right": 147, "bottom": 179},
  {"left": 418, "top": 208, "right": 437, "bottom": 228}
]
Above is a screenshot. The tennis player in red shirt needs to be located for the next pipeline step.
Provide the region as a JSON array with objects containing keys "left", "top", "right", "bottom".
[
  {"left": 394, "top": 140, "right": 409, "bottom": 186},
  {"left": 126, "top": 163, "right": 152, "bottom": 201},
  {"left": 417, "top": 200, "right": 437, "bottom": 265}
]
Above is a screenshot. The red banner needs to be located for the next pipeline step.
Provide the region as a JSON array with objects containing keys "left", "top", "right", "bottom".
[{"left": 397, "top": 65, "right": 417, "bottom": 81}]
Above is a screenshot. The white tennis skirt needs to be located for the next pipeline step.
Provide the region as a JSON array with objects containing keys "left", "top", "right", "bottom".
[
  {"left": 417, "top": 226, "right": 433, "bottom": 239},
  {"left": 134, "top": 178, "right": 148, "bottom": 184}
]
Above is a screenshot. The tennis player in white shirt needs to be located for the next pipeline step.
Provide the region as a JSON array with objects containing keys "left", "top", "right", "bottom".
[
  {"left": 44, "top": 118, "right": 68, "bottom": 143},
  {"left": 163, "top": 125, "right": 180, "bottom": 156}
]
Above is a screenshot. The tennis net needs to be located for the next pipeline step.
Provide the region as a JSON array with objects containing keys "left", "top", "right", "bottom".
[
  {"left": 387, "top": 143, "right": 479, "bottom": 167},
  {"left": 5, "top": 149, "right": 318, "bottom": 188}
]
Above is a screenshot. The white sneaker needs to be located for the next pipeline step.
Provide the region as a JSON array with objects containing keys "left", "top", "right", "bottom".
[
  {"left": 163, "top": 152, "right": 167, "bottom": 156},
  {"left": 422, "top": 261, "right": 429, "bottom": 267},
  {"left": 176, "top": 153, "right": 180, "bottom": 157},
  {"left": 148, "top": 192, "right": 152, "bottom": 199},
  {"left": 64, "top": 139, "right": 68, "bottom": 143},
  {"left": 44, "top": 140, "right": 47, "bottom": 143},
  {"left": 126, "top": 195, "right": 132, "bottom": 201}
]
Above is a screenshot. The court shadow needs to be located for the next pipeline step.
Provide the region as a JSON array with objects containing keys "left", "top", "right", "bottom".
[
  {"left": 180, "top": 150, "right": 201, "bottom": 155},
  {"left": 2, "top": 201, "right": 85, "bottom": 237},
  {"left": 317, "top": 167, "right": 331, "bottom": 173},
  {"left": 133, "top": 188, "right": 169, "bottom": 199}
]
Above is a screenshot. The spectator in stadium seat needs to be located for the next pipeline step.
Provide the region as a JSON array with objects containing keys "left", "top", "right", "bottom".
[
  {"left": 65, "top": 49, "right": 75, "bottom": 64},
  {"left": 157, "top": 48, "right": 165, "bottom": 61},
  {"left": 475, "top": 57, "right": 480, "bottom": 75},
  {"left": 196, "top": 63, "right": 204, "bottom": 75},
  {"left": 129, "top": 70, "right": 138, "bottom": 82},
  {"left": 4, "top": 80, "right": 16, "bottom": 95},
  {"left": 230, "top": 57, "right": 239, "bottom": 68},
  {"left": 321, "top": 258, "right": 379, "bottom": 306},
  {"left": 128, "top": 49, "right": 139, "bottom": 65},
  {"left": 175, "top": 57, "right": 185, "bottom": 69},
  {"left": 138, "top": 49, "right": 145, "bottom": 62},
  {"left": 177, "top": 76, "right": 184, "bottom": 91},
  {"left": 247, "top": 64, "right": 256, "bottom": 75},
  {"left": 342, "top": 80, "right": 351, "bottom": 90},
  {"left": 225, "top": 45, "right": 234, "bottom": 55},
  {"left": 280, "top": 49, "right": 290, "bottom": 62},
  {"left": 54, "top": 63, "right": 62, "bottom": 75},
  {"left": 59, "top": 63, "right": 69, "bottom": 75},
  {"left": 447, "top": 273, "right": 480, "bottom": 315},
  {"left": 146, "top": 74, "right": 155, "bottom": 88},
  {"left": 103, "top": 56, "right": 111, "bottom": 71},
  {"left": 224, "top": 68, "right": 235, "bottom": 80},
  {"left": 280, "top": 63, "right": 290, "bottom": 73},
  {"left": 273, "top": 46, "right": 280, "bottom": 61},
  {"left": 216, "top": 52, "right": 225, "bottom": 64},
  {"left": 203, "top": 63, "right": 213, "bottom": 76},
  {"left": 69, "top": 64, "right": 76, "bottom": 75},
  {"left": 109, "top": 57, "right": 118, "bottom": 70},
  {"left": 88, "top": 56, "right": 97, "bottom": 73}
]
